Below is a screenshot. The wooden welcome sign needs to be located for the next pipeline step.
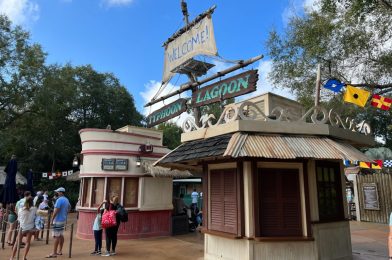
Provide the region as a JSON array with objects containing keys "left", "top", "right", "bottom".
[
  {"left": 147, "top": 98, "right": 188, "bottom": 127},
  {"left": 192, "top": 70, "right": 258, "bottom": 107}
]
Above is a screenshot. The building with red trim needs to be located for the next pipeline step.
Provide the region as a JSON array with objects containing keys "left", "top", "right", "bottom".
[{"left": 76, "top": 126, "right": 191, "bottom": 239}]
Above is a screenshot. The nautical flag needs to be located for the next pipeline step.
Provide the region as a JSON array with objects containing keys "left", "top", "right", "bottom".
[
  {"left": 68, "top": 170, "right": 73, "bottom": 175},
  {"left": 323, "top": 79, "right": 344, "bottom": 92},
  {"left": 370, "top": 94, "right": 392, "bottom": 111},
  {"left": 343, "top": 160, "right": 351, "bottom": 167},
  {"left": 343, "top": 85, "right": 370, "bottom": 107},
  {"left": 62, "top": 171, "right": 67, "bottom": 177},
  {"left": 384, "top": 160, "right": 392, "bottom": 168},
  {"left": 42, "top": 172, "right": 47, "bottom": 178},
  {"left": 359, "top": 162, "right": 371, "bottom": 168},
  {"left": 49, "top": 175, "right": 53, "bottom": 180},
  {"left": 371, "top": 160, "right": 383, "bottom": 169}
]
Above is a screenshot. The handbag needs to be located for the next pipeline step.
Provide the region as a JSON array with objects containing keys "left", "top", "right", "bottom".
[{"left": 101, "top": 205, "right": 117, "bottom": 228}]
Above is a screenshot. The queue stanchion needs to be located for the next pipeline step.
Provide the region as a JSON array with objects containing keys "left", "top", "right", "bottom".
[
  {"left": 46, "top": 210, "right": 52, "bottom": 245},
  {"left": 16, "top": 226, "right": 21, "bottom": 260},
  {"left": 68, "top": 223, "right": 74, "bottom": 258},
  {"left": 12, "top": 222, "right": 18, "bottom": 246},
  {"left": 1, "top": 211, "right": 7, "bottom": 249}
]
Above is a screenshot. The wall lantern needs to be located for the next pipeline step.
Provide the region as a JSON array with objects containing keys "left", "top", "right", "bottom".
[
  {"left": 136, "top": 156, "right": 141, "bottom": 167},
  {"left": 72, "top": 155, "right": 79, "bottom": 167}
]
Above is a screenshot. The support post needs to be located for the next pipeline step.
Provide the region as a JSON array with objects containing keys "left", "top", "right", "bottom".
[
  {"left": 16, "top": 226, "right": 21, "bottom": 260},
  {"left": 315, "top": 64, "right": 321, "bottom": 107},
  {"left": 46, "top": 210, "right": 52, "bottom": 245},
  {"left": 1, "top": 209, "right": 7, "bottom": 249},
  {"left": 68, "top": 223, "right": 74, "bottom": 258}
]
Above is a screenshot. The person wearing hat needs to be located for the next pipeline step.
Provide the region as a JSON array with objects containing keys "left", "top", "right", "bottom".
[{"left": 46, "top": 187, "right": 70, "bottom": 258}]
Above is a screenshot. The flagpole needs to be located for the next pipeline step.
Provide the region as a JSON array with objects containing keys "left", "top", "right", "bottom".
[{"left": 315, "top": 64, "right": 321, "bottom": 107}]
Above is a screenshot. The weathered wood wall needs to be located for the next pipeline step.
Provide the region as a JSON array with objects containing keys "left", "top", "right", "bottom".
[{"left": 356, "top": 173, "right": 392, "bottom": 224}]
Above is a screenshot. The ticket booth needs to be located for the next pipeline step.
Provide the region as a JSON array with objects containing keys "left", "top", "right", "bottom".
[
  {"left": 156, "top": 101, "right": 374, "bottom": 260},
  {"left": 76, "top": 126, "right": 191, "bottom": 239}
]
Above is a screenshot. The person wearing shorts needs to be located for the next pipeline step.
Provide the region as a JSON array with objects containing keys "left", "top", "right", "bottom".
[
  {"left": 10, "top": 196, "right": 36, "bottom": 260},
  {"left": 389, "top": 212, "right": 392, "bottom": 260},
  {"left": 46, "top": 187, "right": 70, "bottom": 258}
]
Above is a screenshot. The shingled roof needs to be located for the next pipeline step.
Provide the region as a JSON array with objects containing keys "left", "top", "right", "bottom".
[{"left": 158, "top": 134, "right": 232, "bottom": 164}]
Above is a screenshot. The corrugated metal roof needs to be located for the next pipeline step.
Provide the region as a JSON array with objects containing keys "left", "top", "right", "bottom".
[{"left": 224, "top": 133, "right": 372, "bottom": 161}]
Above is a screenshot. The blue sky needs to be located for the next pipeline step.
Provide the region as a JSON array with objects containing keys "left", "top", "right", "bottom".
[{"left": 0, "top": 0, "right": 316, "bottom": 119}]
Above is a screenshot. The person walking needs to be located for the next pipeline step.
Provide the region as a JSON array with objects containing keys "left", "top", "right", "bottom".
[
  {"left": 9, "top": 196, "right": 37, "bottom": 260},
  {"left": 91, "top": 200, "right": 106, "bottom": 255},
  {"left": 46, "top": 187, "right": 70, "bottom": 258},
  {"left": 102, "top": 196, "right": 122, "bottom": 256},
  {"left": 5, "top": 203, "right": 17, "bottom": 246}
]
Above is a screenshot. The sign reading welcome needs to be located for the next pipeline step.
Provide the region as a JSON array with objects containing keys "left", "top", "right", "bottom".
[
  {"left": 192, "top": 70, "right": 258, "bottom": 107},
  {"left": 147, "top": 98, "right": 188, "bottom": 127}
]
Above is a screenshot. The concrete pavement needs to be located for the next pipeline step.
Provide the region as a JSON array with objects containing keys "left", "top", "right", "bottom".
[{"left": 0, "top": 213, "right": 389, "bottom": 260}]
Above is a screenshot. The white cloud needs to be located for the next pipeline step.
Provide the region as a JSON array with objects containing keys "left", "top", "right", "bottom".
[
  {"left": 237, "top": 60, "right": 295, "bottom": 101},
  {"left": 101, "top": 0, "right": 134, "bottom": 8},
  {"left": 282, "top": 0, "right": 320, "bottom": 25},
  {"left": 140, "top": 80, "right": 191, "bottom": 127},
  {"left": 0, "top": 0, "right": 39, "bottom": 25}
]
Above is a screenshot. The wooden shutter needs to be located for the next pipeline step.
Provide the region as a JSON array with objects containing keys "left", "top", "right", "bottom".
[
  {"left": 210, "top": 169, "right": 238, "bottom": 234},
  {"left": 259, "top": 168, "right": 302, "bottom": 237}
]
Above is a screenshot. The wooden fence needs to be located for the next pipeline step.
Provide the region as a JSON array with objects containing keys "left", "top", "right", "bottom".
[{"left": 356, "top": 173, "right": 392, "bottom": 224}]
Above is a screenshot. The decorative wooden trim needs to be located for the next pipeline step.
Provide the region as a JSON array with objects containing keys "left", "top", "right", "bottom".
[
  {"left": 201, "top": 229, "right": 243, "bottom": 239},
  {"left": 302, "top": 160, "right": 312, "bottom": 237},
  {"left": 202, "top": 163, "right": 208, "bottom": 230},
  {"left": 251, "top": 160, "right": 260, "bottom": 237},
  {"left": 79, "top": 128, "right": 161, "bottom": 140},
  {"left": 80, "top": 173, "right": 148, "bottom": 178},
  {"left": 237, "top": 161, "right": 244, "bottom": 237},
  {"left": 253, "top": 236, "right": 315, "bottom": 242}
]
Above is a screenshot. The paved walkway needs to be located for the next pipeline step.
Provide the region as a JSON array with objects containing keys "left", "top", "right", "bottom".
[{"left": 0, "top": 214, "right": 389, "bottom": 260}]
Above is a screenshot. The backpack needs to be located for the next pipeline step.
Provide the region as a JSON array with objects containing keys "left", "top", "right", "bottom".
[{"left": 117, "top": 205, "right": 128, "bottom": 222}]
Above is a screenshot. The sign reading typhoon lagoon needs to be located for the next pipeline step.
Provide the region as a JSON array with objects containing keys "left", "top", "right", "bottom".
[
  {"left": 147, "top": 98, "right": 188, "bottom": 127},
  {"left": 192, "top": 70, "right": 258, "bottom": 107},
  {"left": 162, "top": 16, "right": 217, "bottom": 84}
]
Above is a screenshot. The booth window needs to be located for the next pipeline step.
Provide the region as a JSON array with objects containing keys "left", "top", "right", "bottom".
[
  {"left": 256, "top": 168, "right": 302, "bottom": 237},
  {"left": 316, "top": 161, "right": 344, "bottom": 222},
  {"left": 82, "top": 178, "right": 91, "bottom": 207},
  {"left": 123, "top": 178, "right": 138, "bottom": 207},
  {"left": 92, "top": 178, "right": 105, "bottom": 207},
  {"left": 107, "top": 177, "right": 122, "bottom": 201},
  {"left": 209, "top": 169, "right": 238, "bottom": 234}
]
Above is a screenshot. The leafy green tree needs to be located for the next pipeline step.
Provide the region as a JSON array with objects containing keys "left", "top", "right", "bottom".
[
  {"left": 0, "top": 15, "right": 46, "bottom": 130},
  {"left": 266, "top": 0, "right": 392, "bottom": 147},
  {"left": 157, "top": 122, "right": 183, "bottom": 150}
]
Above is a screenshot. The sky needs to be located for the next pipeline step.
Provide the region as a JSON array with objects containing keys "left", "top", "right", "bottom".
[{"left": 0, "top": 0, "right": 317, "bottom": 123}]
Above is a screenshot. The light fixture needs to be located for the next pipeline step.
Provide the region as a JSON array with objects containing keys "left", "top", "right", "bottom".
[
  {"left": 136, "top": 156, "right": 141, "bottom": 167},
  {"left": 72, "top": 155, "right": 79, "bottom": 167}
]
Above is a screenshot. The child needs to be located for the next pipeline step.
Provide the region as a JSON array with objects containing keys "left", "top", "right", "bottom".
[
  {"left": 91, "top": 200, "right": 106, "bottom": 255},
  {"left": 6, "top": 204, "right": 17, "bottom": 246}
]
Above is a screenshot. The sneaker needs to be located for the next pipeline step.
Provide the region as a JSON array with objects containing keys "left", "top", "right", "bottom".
[
  {"left": 101, "top": 251, "right": 111, "bottom": 257},
  {"left": 97, "top": 251, "right": 102, "bottom": 255},
  {"left": 90, "top": 251, "right": 98, "bottom": 255},
  {"left": 110, "top": 251, "right": 116, "bottom": 256}
]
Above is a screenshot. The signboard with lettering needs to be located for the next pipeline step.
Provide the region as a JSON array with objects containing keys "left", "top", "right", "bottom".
[
  {"left": 115, "top": 159, "right": 129, "bottom": 171},
  {"left": 147, "top": 98, "right": 188, "bottom": 127},
  {"left": 362, "top": 183, "right": 380, "bottom": 210},
  {"left": 192, "top": 70, "right": 258, "bottom": 107},
  {"left": 163, "top": 16, "right": 217, "bottom": 84},
  {"left": 102, "top": 158, "right": 115, "bottom": 170}
]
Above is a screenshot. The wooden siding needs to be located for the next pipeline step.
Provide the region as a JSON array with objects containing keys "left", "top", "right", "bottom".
[{"left": 356, "top": 173, "right": 392, "bottom": 224}]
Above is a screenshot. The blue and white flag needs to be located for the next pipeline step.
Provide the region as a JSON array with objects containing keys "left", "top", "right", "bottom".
[
  {"left": 384, "top": 160, "right": 392, "bottom": 168},
  {"left": 343, "top": 160, "right": 351, "bottom": 167},
  {"left": 323, "top": 79, "right": 344, "bottom": 92}
]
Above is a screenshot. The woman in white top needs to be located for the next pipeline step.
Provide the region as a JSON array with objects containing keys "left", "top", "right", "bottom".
[{"left": 10, "top": 196, "right": 38, "bottom": 260}]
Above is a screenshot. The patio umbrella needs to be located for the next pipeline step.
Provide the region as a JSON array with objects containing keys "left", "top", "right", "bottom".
[
  {"left": 2, "top": 156, "right": 18, "bottom": 204},
  {"left": 26, "top": 169, "right": 34, "bottom": 194}
]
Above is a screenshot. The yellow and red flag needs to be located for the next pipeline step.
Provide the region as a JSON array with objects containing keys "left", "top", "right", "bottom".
[
  {"left": 371, "top": 94, "right": 392, "bottom": 111},
  {"left": 359, "top": 162, "right": 371, "bottom": 168},
  {"left": 343, "top": 85, "right": 370, "bottom": 107},
  {"left": 371, "top": 160, "right": 383, "bottom": 169}
]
